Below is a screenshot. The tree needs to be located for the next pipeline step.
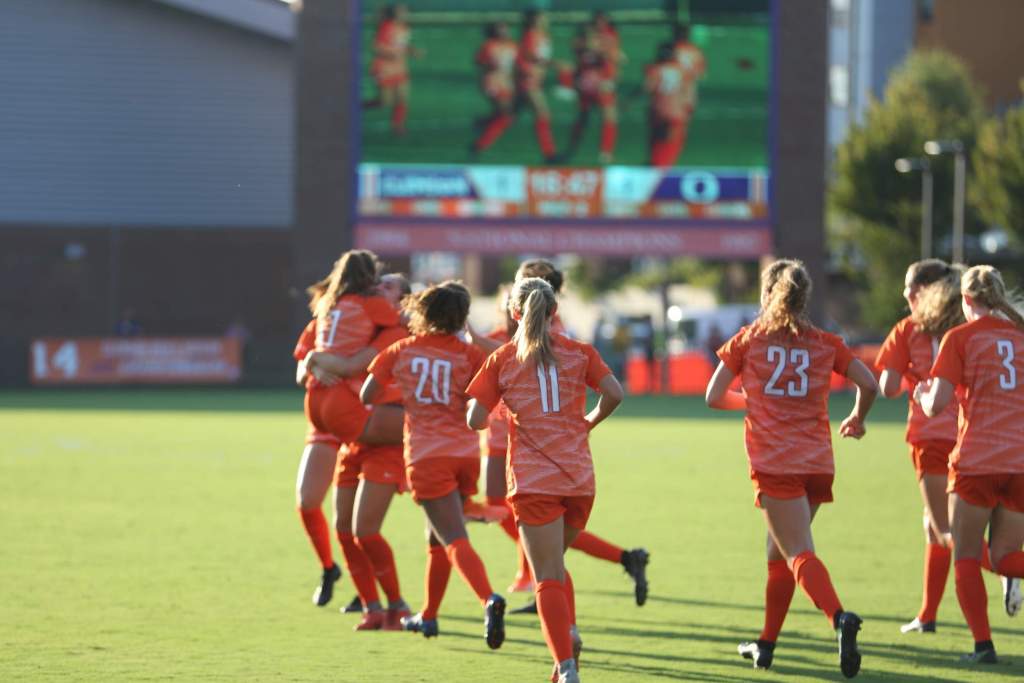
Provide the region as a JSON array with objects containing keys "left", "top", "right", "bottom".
[
  {"left": 972, "top": 84, "right": 1024, "bottom": 244},
  {"left": 830, "top": 51, "right": 985, "bottom": 329}
]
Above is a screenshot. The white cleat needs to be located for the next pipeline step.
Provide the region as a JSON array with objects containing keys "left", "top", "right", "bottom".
[
  {"left": 1002, "top": 576, "right": 1022, "bottom": 617},
  {"left": 556, "top": 658, "right": 580, "bottom": 683},
  {"left": 900, "top": 617, "right": 936, "bottom": 633}
]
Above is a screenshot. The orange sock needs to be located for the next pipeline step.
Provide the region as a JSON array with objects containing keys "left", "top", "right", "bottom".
[
  {"left": 535, "top": 117, "right": 556, "bottom": 158},
  {"left": 337, "top": 531, "right": 379, "bottom": 605},
  {"left": 391, "top": 102, "right": 407, "bottom": 133},
  {"left": 996, "top": 551, "right": 1024, "bottom": 577},
  {"left": 446, "top": 537, "right": 493, "bottom": 604},
  {"left": 298, "top": 507, "right": 334, "bottom": 569},
  {"left": 536, "top": 580, "right": 573, "bottom": 663},
  {"left": 600, "top": 121, "right": 617, "bottom": 156},
  {"left": 571, "top": 531, "right": 623, "bottom": 564},
  {"left": 356, "top": 533, "right": 401, "bottom": 604},
  {"left": 476, "top": 115, "right": 513, "bottom": 152},
  {"left": 918, "top": 543, "right": 952, "bottom": 623},
  {"left": 761, "top": 560, "right": 795, "bottom": 642},
  {"left": 791, "top": 551, "right": 843, "bottom": 625},
  {"left": 563, "top": 570, "right": 576, "bottom": 625},
  {"left": 955, "top": 558, "right": 991, "bottom": 642},
  {"left": 422, "top": 545, "right": 451, "bottom": 620}
]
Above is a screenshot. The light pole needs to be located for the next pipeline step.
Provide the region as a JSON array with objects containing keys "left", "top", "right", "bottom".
[
  {"left": 895, "top": 157, "right": 933, "bottom": 259},
  {"left": 924, "top": 139, "right": 966, "bottom": 264}
]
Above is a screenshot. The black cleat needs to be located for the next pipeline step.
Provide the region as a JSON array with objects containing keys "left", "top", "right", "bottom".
[
  {"left": 485, "top": 593, "right": 507, "bottom": 650},
  {"left": 738, "top": 639, "right": 775, "bottom": 670},
  {"left": 313, "top": 563, "right": 341, "bottom": 607},
  {"left": 621, "top": 548, "right": 650, "bottom": 606},
  {"left": 340, "top": 595, "right": 362, "bottom": 614},
  {"left": 510, "top": 599, "right": 538, "bottom": 615},
  {"left": 960, "top": 647, "right": 997, "bottom": 664},
  {"left": 836, "top": 611, "right": 863, "bottom": 678},
  {"left": 401, "top": 612, "right": 439, "bottom": 638}
]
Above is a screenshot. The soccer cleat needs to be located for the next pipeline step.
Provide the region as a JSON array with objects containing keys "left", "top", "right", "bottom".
[
  {"left": 354, "top": 609, "right": 386, "bottom": 631},
  {"left": 621, "top": 549, "right": 650, "bottom": 606},
  {"left": 835, "top": 611, "right": 863, "bottom": 678},
  {"left": 555, "top": 658, "right": 581, "bottom": 683},
  {"left": 510, "top": 599, "right": 538, "bottom": 615},
  {"left": 400, "top": 612, "right": 439, "bottom": 638},
  {"left": 1002, "top": 576, "right": 1022, "bottom": 617},
  {"left": 507, "top": 572, "right": 534, "bottom": 594},
  {"left": 899, "top": 617, "right": 936, "bottom": 633},
  {"left": 312, "top": 563, "right": 341, "bottom": 607},
  {"left": 960, "top": 647, "right": 997, "bottom": 664},
  {"left": 485, "top": 593, "right": 507, "bottom": 650},
  {"left": 383, "top": 605, "right": 412, "bottom": 631},
  {"left": 340, "top": 595, "right": 362, "bottom": 614},
  {"left": 738, "top": 640, "right": 775, "bottom": 670},
  {"left": 463, "top": 498, "right": 510, "bottom": 523}
]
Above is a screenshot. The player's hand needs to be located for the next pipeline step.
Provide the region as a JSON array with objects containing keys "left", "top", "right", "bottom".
[
  {"left": 839, "top": 415, "right": 866, "bottom": 440},
  {"left": 309, "top": 364, "right": 340, "bottom": 387},
  {"left": 913, "top": 378, "right": 932, "bottom": 405}
]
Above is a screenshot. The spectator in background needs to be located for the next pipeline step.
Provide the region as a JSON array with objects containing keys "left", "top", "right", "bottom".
[{"left": 115, "top": 308, "right": 142, "bottom": 337}]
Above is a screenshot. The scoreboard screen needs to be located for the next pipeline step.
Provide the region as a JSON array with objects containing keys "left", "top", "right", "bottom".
[{"left": 355, "top": 0, "right": 772, "bottom": 257}]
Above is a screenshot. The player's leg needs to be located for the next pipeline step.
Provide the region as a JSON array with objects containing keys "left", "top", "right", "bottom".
[
  {"left": 520, "top": 516, "right": 578, "bottom": 682},
  {"left": 484, "top": 453, "right": 532, "bottom": 592},
  {"left": 987, "top": 481, "right": 1024, "bottom": 619},
  {"left": 391, "top": 81, "right": 409, "bottom": 134},
  {"left": 358, "top": 404, "right": 404, "bottom": 445},
  {"left": 569, "top": 531, "right": 649, "bottom": 606},
  {"left": 474, "top": 98, "right": 514, "bottom": 154},
  {"left": 904, "top": 471, "right": 952, "bottom": 632},
  {"left": 950, "top": 492, "right": 997, "bottom": 662},
  {"left": 598, "top": 92, "right": 617, "bottom": 163},
  {"left": 354, "top": 478, "right": 409, "bottom": 628},
  {"left": 295, "top": 441, "right": 341, "bottom": 605},
  {"left": 333, "top": 481, "right": 385, "bottom": 629},
  {"left": 402, "top": 523, "right": 449, "bottom": 638},
  {"left": 526, "top": 88, "right": 557, "bottom": 161}
]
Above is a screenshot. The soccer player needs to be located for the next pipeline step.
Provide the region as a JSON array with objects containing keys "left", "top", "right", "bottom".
[
  {"left": 361, "top": 282, "right": 506, "bottom": 650},
  {"left": 917, "top": 265, "right": 1024, "bottom": 664},
  {"left": 563, "top": 23, "right": 619, "bottom": 164},
  {"left": 363, "top": 4, "right": 419, "bottom": 135},
  {"left": 471, "top": 22, "right": 518, "bottom": 156},
  {"left": 705, "top": 259, "right": 877, "bottom": 677},
  {"left": 645, "top": 43, "right": 689, "bottom": 168},
  {"left": 672, "top": 23, "right": 706, "bottom": 117},
  {"left": 517, "top": 9, "right": 558, "bottom": 163},
  {"left": 467, "top": 276, "right": 624, "bottom": 683}
]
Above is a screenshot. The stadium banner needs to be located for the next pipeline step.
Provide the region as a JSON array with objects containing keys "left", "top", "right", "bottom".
[
  {"left": 29, "top": 338, "right": 243, "bottom": 385},
  {"left": 355, "top": 0, "right": 772, "bottom": 255}
]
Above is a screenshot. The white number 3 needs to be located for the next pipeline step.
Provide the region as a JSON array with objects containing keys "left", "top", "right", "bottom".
[
  {"left": 997, "top": 340, "right": 1017, "bottom": 390},
  {"left": 764, "top": 346, "right": 810, "bottom": 397}
]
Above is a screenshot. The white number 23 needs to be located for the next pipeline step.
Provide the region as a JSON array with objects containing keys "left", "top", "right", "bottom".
[{"left": 764, "top": 346, "right": 810, "bottom": 397}]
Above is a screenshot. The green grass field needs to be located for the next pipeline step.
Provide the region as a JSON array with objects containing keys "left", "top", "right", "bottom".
[
  {"left": 4, "top": 391, "right": 1024, "bottom": 681},
  {"left": 360, "top": 21, "right": 769, "bottom": 168}
]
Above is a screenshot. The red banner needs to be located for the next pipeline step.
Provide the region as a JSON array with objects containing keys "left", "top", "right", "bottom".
[{"left": 29, "top": 338, "right": 242, "bottom": 385}]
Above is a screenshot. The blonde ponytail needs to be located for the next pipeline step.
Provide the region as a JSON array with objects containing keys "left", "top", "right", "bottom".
[
  {"left": 510, "top": 277, "right": 557, "bottom": 367},
  {"left": 962, "top": 265, "right": 1024, "bottom": 330},
  {"left": 912, "top": 264, "right": 964, "bottom": 336},
  {"left": 755, "top": 259, "right": 811, "bottom": 336}
]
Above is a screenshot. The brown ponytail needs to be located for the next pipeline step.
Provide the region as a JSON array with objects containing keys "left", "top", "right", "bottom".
[
  {"left": 911, "top": 262, "right": 964, "bottom": 336},
  {"left": 962, "top": 265, "right": 1024, "bottom": 330},
  {"left": 405, "top": 280, "right": 471, "bottom": 335},
  {"left": 510, "top": 277, "right": 557, "bottom": 367},
  {"left": 308, "top": 250, "right": 382, "bottom": 318},
  {"left": 515, "top": 258, "right": 564, "bottom": 294},
  {"left": 754, "top": 259, "right": 812, "bottom": 336}
]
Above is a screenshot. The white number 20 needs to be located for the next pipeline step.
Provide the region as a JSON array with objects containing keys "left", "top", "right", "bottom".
[
  {"left": 997, "top": 340, "right": 1017, "bottom": 390},
  {"left": 764, "top": 346, "right": 809, "bottom": 397},
  {"left": 411, "top": 357, "right": 452, "bottom": 405}
]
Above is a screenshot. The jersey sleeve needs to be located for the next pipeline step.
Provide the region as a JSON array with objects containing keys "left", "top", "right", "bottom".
[
  {"left": 932, "top": 328, "right": 966, "bottom": 386},
  {"left": 875, "top": 319, "right": 911, "bottom": 373},
  {"left": 371, "top": 325, "right": 408, "bottom": 352},
  {"left": 717, "top": 328, "right": 749, "bottom": 375},
  {"left": 467, "top": 351, "right": 503, "bottom": 411},
  {"left": 467, "top": 344, "right": 487, "bottom": 376},
  {"left": 583, "top": 343, "right": 613, "bottom": 389},
  {"left": 367, "top": 341, "right": 402, "bottom": 386},
  {"left": 293, "top": 320, "right": 317, "bottom": 361},
  {"left": 362, "top": 296, "right": 401, "bottom": 327},
  {"left": 826, "top": 333, "right": 855, "bottom": 376}
]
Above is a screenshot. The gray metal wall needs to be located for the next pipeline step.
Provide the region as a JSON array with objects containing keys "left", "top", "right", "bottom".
[{"left": 0, "top": 0, "right": 292, "bottom": 228}]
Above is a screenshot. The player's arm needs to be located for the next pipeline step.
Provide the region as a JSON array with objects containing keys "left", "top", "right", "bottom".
[
  {"left": 467, "top": 399, "right": 490, "bottom": 431},
  {"left": 916, "top": 377, "right": 955, "bottom": 417},
  {"left": 360, "top": 374, "right": 383, "bottom": 405},
  {"left": 305, "top": 349, "right": 375, "bottom": 378},
  {"left": 584, "top": 374, "right": 624, "bottom": 430},
  {"left": 878, "top": 369, "right": 905, "bottom": 398},
  {"left": 467, "top": 324, "right": 503, "bottom": 354},
  {"left": 839, "top": 359, "right": 879, "bottom": 439},
  {"left": 704, "top": 362, "right": 746, "bottom": 411}
]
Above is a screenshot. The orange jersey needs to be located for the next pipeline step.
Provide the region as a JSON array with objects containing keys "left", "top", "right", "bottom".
[
  {"left": 293, "top": 319, "right": 317, "bottom": 361},
  {"left": 932, "top": 316, "right": 1024, "bottom": 474},
  {"left": 368, "top": 334, "right": 485, "bottom": 464},
  {"left": 876, "top": 316, "right": 959, "bottom": 444},
  {"left": 485, "top": 328, "right": 512, "bottom": 454},
  {"left": 313, "top": 294, "right": 399, "bottom": 390},
  {"left": 467, "top": 334, "right": 613, "bottom": 497},
  {"left": 477, "top": 38, "right": 518, "bottom": 100},
  {"left": 372, "top": 19, "right": 411, "bottom": 82},
  {"left": 718, "top": 326, "right": 855, "bottom": 475},
  {"left": 517, "top": 28, "right": 551, "bottom": 90},
  {"left": 574, "top": 45, "right": 611, "bottom": 98},
  {"left": 645, "top": 61, "right": 688, "bottom": 122},
  {"left": 369, "top": 324, "right": 410, "bottom": 404}
]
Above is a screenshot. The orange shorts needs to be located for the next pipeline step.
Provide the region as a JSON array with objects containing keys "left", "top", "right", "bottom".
[
  {"left": 910, "top": 440, "right": 954, "bottom": 479},
  {"left": 508, "top": 493, "right": 595, "bottom": 530},
  {"left": 305, "top": 385, "right": 370, "bottom": 445},
  {"left": 335, "top": 443, "right": 407, "bottom": 493},
  {"left": 948, "top": 472, "right": 1024, "bottom": 512},
  {"left": 406, "top": 456, "right": 480, "bottom": 503},
  {"left": 750, "top": 470, "right": 834, "bottom": 508}
]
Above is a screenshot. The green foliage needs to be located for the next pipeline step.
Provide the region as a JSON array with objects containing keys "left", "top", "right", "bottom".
[
  {"left": 971, "top": 86, "right": 1024, "bottom": 243},
  {"left": 830, "top": 51, "right": 985, "bottom": 330}
]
